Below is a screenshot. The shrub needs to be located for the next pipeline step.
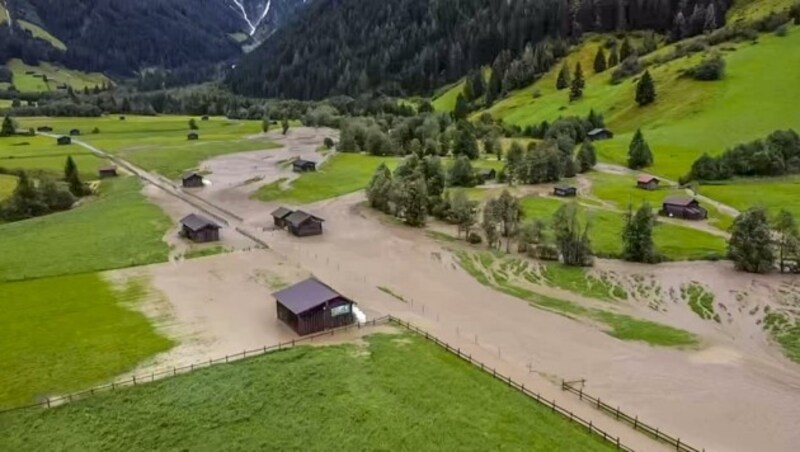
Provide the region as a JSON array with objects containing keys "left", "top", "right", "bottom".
[
  {"left": 610, "top": 57, "right": 642, "bottom": 84},
  {"left": 775, "top": 25, "right": 788, "bottom": 37},
  {"left": 686, "top": 54, "right": 725, "bottom": 81},
  {"left": 323, "top": 137, "right": 335, "bottom": 149},
  {"left": 529, "top": 244, "right": 559, "bottom": 261},
  {"left": 467, "top": 232, "right": 483, "bottom": 244}
]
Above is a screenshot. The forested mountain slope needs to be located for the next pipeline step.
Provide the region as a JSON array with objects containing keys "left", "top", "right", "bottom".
[{"left": 229, "top": 0, "right": 731, "bottom": 99}]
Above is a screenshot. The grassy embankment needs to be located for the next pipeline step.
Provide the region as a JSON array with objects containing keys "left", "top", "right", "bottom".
[
  {"left": 0, "top": 333, "right": 615, "bottom": 451},
  {"left": 455, "top": 251, "right": 697, "bottom": 347},
  {"left": 17, "top": 116, "right": 281, "bottom": 178}
]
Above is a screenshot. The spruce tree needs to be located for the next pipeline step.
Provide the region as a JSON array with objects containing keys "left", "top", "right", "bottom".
[
  {"left": 728, "top": 208, "right": 774, "bottom": 273},
  {"left": 627, "top": 129, "right": 654, "bottom": 169},
  {"left": 593, "top": 47, "right": 607, "bottom": 73},
  {"left": 556, "top": 63, "right": 570, "bottom": 90},
  {"left": 64, "top": 156, "right": 87, "bottom": 197},
  {"left": 189, "top": 118, "right": 198, "bottom": 130},
  {"left": 607, "top": 49, "right": 619, "bottom": 68},
  {"left": 1, "top": 115, "right": 15, "bottom": 137},
  {"left": 453, "top": 93, "right": 470, "bottom": 120},
  {"left": 635, "top": 70, "right": 656, "bottom": 106},
  {"left": 486, "top": 68, "right": 502, "bottom": 105},
  {"left": 569, "top": 62, "right": 585, "bottom": 101},
  {"left": 577, "top": 140, "right": 597, "bottom": 173},
  {"left": 366, "top": 163, "right": 393, "bottom": 213},
  {"left": 619, "top": 38, "right": 634, "bottom": 61},
  {"left": 401, "top": 172, "right": 428, "bottom": 227},
  {"left": 622, "top": 203, "right": 659, "bottom": 263}
]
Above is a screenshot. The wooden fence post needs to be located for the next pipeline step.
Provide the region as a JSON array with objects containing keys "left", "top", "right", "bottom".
[
  {"left": 677, "top": 438, "right": 681, "bottom": 451},
  {"left": 132, "top": 376, "right": 136, "bottom": 385},
  {"left": 579, "top": 387, "right": 583, "bottom": 400},
  {"left": 634, "top": 416, "right": 638, "bottom": 430},
  {"left": 46, "top": 398, "right": 50, "bottom": 408},
  {"left": 615, "top": 406, "right": 620, "bottom": 420}
]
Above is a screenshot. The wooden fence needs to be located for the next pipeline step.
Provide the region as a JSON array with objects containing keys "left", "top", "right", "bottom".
[
  {"left": 561, "top": 380, "right": 702, "bottom": 452},
  {"left": 387, "top": 317, "right": 633, "bottom": 451},
  {"left": 0, "top": 316, "right": 391, "bottom": 415}
]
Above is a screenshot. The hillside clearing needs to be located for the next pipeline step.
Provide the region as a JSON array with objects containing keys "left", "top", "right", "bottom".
[
  {"left": 0, "top": 273, "right": 173, "bottom": 409},
  {"left": 18, "top": 19, "right": 67, "bottom": 51},
  {"left": 6, "top": 59, "right": 110, "bottom": 92},
  {"left": 0, "top": 333, "right": 614, "bottom": 451},
  {"left": 0, "top": 177, "right": 171, "bottom": 281}
]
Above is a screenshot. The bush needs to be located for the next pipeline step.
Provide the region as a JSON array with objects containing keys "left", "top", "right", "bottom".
[
  {"left": 323, "top": 137, "right": 335, "bottom": 149},
  {"left": 686, "top": 54, "right": 725, "bottom": 81},
  {"left": 529, "top": 244, "right": 559, "bottom": 261},
  {"left": 467, "top": 232, "right": 483, "bottom": 244},
  {"left": 91, "top": 127, "right": 100, "bottom": 134},
  {"left": 610, "top": 57, "right": 642, "bottom": 84},
  {"left": 775, "top": 25, "right": 788, "bottom": 37}
]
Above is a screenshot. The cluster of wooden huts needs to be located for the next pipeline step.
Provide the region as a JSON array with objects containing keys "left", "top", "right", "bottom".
[{"left": 271, "top": 207, "right": 325, "bottom": 237}]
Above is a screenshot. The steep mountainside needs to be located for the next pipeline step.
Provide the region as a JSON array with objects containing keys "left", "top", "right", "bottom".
[
  {"left": 228, "top": 0, "right": 311, "bottom": 43},
  {"left": 229, "top": 0, "right": 731, "bottom": 99}
]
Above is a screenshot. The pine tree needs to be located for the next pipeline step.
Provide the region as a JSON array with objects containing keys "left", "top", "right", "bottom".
[
  {"left": 728, "top": 208, "right": 774, "bottom": 273},
  {"left": 627, "top": 129, "right": 654, "bottom": 169},
  {"left": 622, "top": 203, "right": 659, "bottom": 263},
  {"left": 0, "top": 115, "right": 15, "bottom": 137},
  {"left": 486, "top": 68, "right": 502, "bottom": 105},
  {"left": 607, "top": 49, "right": 619, "bottom": 68},
  {"left": 189, "top": 118, "right": 198, "bottom": 130},
  {"left": 366, "top": 163, "right": 394, "bottom": 213},
  {"left": 703, "top": 3, "right": 718, "bottom": 32},
  {"left": 569, "top": 62, "right": 585, "bottom": 101},
  {"left": 64, "top": 156, "right": 87, "bottom": 197},
  {"left": 453, "top": 93, "right": 470, "bottom": 120},
  {"left": 635, "top": 70, "right": 656, "bottom": 106},
  {"left": 619, "top": 38, "right": 634, "bottom": 61},
  {"left": 452, "top": 123, "right": 479, "bottom": 160},
  {"left": 577, "top": 140, "right": 597, "bottom": 173},
  {"left": 556, "top": 63, "right": 570, "bottom": 90},
  {"left": 401, "top": 172, "right": 428, "bottom": 227},
  {"left": 593, "top": 47, "right": 607, "bottom": 73}
]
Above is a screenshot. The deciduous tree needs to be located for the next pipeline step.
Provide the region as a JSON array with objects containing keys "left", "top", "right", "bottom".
[
  {"left": 622, "top": 203, "right": 659, "bottom": 263},
  {"left": 728, "top": 207, "right": 774, "bottom": 273}
]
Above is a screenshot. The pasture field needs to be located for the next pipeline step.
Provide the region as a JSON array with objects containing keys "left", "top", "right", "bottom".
[
  {"left": 587, "top": 172, "right": 735, "bottom": 231},
  {"left": 699, "top": 176, "right": 800, "bottom": 219},
  {"left": 520, "top": 196, "right": 727, "bottom": 260},
  {"left": 17, "top": 116, "right": 279, "bottom": 178},
  {"left": 5, "top": 59, "right": 110, "bottom": 92},
  {"left": 0, "top": 274, "right": 173, "bottom": 408},
  {"left": 431, "top": 78, "right": 467, "bottom": 112},
  {"left": 0, "top": 333, "right": 614, "bottom": 451},
  {"left": 17, "top": 20, "right": 67, "bottom": 50},
  {"left": 0, "top": 173, "right": 16, "bottom": 200},
  {"left": 0, "top": 134, "right": 106, "bottom": 179},
  {"left": 0, "top": 177, "right": 171, "bottom": 281}
]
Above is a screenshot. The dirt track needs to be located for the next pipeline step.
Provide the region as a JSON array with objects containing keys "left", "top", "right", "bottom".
[{"left": 111, "top": 127, "right": 800, "bottom": 452}]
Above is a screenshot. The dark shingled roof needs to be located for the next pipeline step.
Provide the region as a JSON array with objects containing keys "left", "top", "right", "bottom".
[
  {"left": 273, "top": 277, "right": 345, "bottom": 315},
  {"left": 180, "top": 213, "right": 221, "bottom": 232},
  {"left": 555, "top": 185, "right": 576, "bottom": 190},
  {"left": 99, "top": 165, "right": 117, "bottom": 172},
  {"left": 182, "top": 171, "right": 203, "bottom": 180},
  {"left": 285, "top": 210, "right": 324, "bottom": 228},
  {"left": 271, "top": 206, "right": 294, "bottom": 219},
  {"left": 663, "top": 197, "right": 697, "bottom": 207},
  {"left": 293, "top": 158, "right": 316, "bottom": 166}
]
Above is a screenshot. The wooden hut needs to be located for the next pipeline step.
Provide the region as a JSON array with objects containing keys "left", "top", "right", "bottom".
[
  {"left": 179, "top": 214, "right": 221, "bottom": 243},
  {"left": 57, "top": 136, "right": 71, "bottom": 145},
  {"left": 201, "top": 115, "right": 210, "bottom": 121},
  {"left": 271, "top": 206, "right": 294, "bottom": 228},
  {"left": 477, "top": 168, "right": 497, "bottom": 183},
  {"left": 182, "top": 172, "right": 204, "bottom": 188},
  {"left": 292, "top": 159, "right": 316, "bottom": 173},
  {"left": 587, "top": 128, "right": 614, "bottom": 141},
  {"left": 36, "top": 126, "right": 53, "bottom": 132},
  {"left": 187, "top": 132, "right": 199, "bottom": 141},
  {"left": 98, "top": 166, "right": 118, "bottom": 178},
  {"left": 119, "top": 116, "right": 126, "bottom": 121},
  {"left": 69, "top": 129, "right": 81, "bottom": 136},
  {"left": 285, "top": 210, "right": 324, "bottom": 237},
  {"left": 553, "top": 185, "right": 577, "bottom": 197},
  {"left": 274, "top": 277, "right": 355, "bottom": 336},
  {"left": 637, "top": 175, "right": 660, "bottom": 190},
  {"left": 660, "top": 197, "right": 707, "bottom": 220}
]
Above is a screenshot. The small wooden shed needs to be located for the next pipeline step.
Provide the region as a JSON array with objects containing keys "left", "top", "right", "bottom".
[
  {"left": 119, "top": 116, "right": 126, "bottom": 121},
  {"left": 182, "top": 172, "right": 204, "bottom": 188},
  {"left": 201, "top": 115, "right": 210, "bottom": 121},
  {"left": 187, "top": 132, "right": 199, "bottom": 141},
  {"left": 274, "top": 277, "right": 355, "bottom": 336},
  {"left": 98, "top": 166, "right": 118, "bottom": 178},
  {"left": 36, "top": 126, "right": 53, "bottom": 132},
  {"left": 57, "top": 136, "right": 71, "bottom": 145},
  {"left": 637, "top": 175, "right": 660, "bottom": 190},
  {"left": 271, "top": 206, "right": 294, "bottom": 228},
  {"left": 477, "top": 168, "right": 497, "bottom": 183},
  {"left": 587, "top": 128, "right": 614, "bottom": 141},
  {"left": 292, "top": 159, "right": 316, "bottom": 173},
  {"left": 180, "top": 214, "right": 221, "bottom": 243},
  {"left": 69, "top": 129, "right": 81, "bottom": 136},
  {"left": 285, "top": 210, "right": 324, "bottom": 237},
  {"left": 660, "top": 197, "right": 707, "bottom": 220},
  {"left": 553, "top": 185, "right": 577, "bottom": 197}
]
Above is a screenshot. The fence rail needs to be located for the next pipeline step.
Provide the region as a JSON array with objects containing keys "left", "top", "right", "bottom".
[
  {"left": 561, "top": 380, "right": 702, "bottom": 452},
  {"left": 0, "top": 316, "right": 391, "bottom": 415},
  {"left": 386, "top": 317, "right": 633, "bottom": 451}
]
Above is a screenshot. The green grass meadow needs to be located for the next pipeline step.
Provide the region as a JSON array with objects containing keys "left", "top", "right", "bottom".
[
  {"left": 699, "top": 176, "right": 800, "bottom": 219},
  {"left": 0, "top": 177, "right": 171, "bottom": 281},
  {"left": 5, "top": 59, "right": 109, "bottom": 92},
  {"left": 17, "top": 116, "right": 280, "bottom": 178},
  {"left": 0, "top": 173, "right": 16, "bottom": 200},
  {"left": 0, "top": 274, "right": 173, "bottom": 408},
  {"left": 0, "top": 333, "right": 614, "bottom": 451},
  {"left": 0, "top": 134, "right": 106, "bottom": 179}
]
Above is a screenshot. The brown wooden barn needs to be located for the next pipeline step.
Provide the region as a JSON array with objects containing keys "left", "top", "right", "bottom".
[
  {"left": 271, "top": 206, "right": 294, "bottom": 228},
  {"left": 587, "top": 128, "right": 614, "bottom": 141},
  {"left": 637, "top": 175, "right": 660, "bottom": 190},
  {"left": 285, "top": 210, "right": 324, "bottom": 237},
  {"left": 57, "top": 136, "right": 71, "bottom": 145},
  {"left": 187, "top": 132, "right": 199, "bottom": 141},
  {"left": 292, "top": 159, "right": 316, "bottom": 172},
  {"left": 182, "top": 172, "right": 204, "bottom": 188},
  {"left": 98, "top": 166, "right": 118, "bottom": 178},
  {"left": 274, "top": 277, "right": 355, "bottom": 336},
  {"left": 660, "top": 197, "right": 708, "bottom": 220},
  {"left": 553, "top": 185, "right": 577, "bottom": 197},
  {"left": 180, "top": 214, "right": 221, "bottom": 242}
]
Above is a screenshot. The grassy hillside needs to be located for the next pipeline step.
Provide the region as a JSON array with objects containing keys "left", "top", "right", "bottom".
[
  {"left": 5, "top": 59, "right": 110, "bottom": 92},
  {"left": 0, "top": 333, "right": 614, "bottom": 451},
  {"left": 432, "top": 79, "right": 467, "bottom": 112},
  {"left": 0, "top": 274, "right": 173, "bottom": 408},
  {"left": 0, "top": 177, "right": 171, "bottom": 281},
  {"left": 0, "top": 173, "right": 16, "bottom": 200},
  {"left": 18, "top": 19, "right": 67, "bottom": 51}
]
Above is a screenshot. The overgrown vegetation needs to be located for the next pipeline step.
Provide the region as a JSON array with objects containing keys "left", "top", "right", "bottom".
[{"left": 682, "top": 283, "right": 719, "bottom": 322}]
